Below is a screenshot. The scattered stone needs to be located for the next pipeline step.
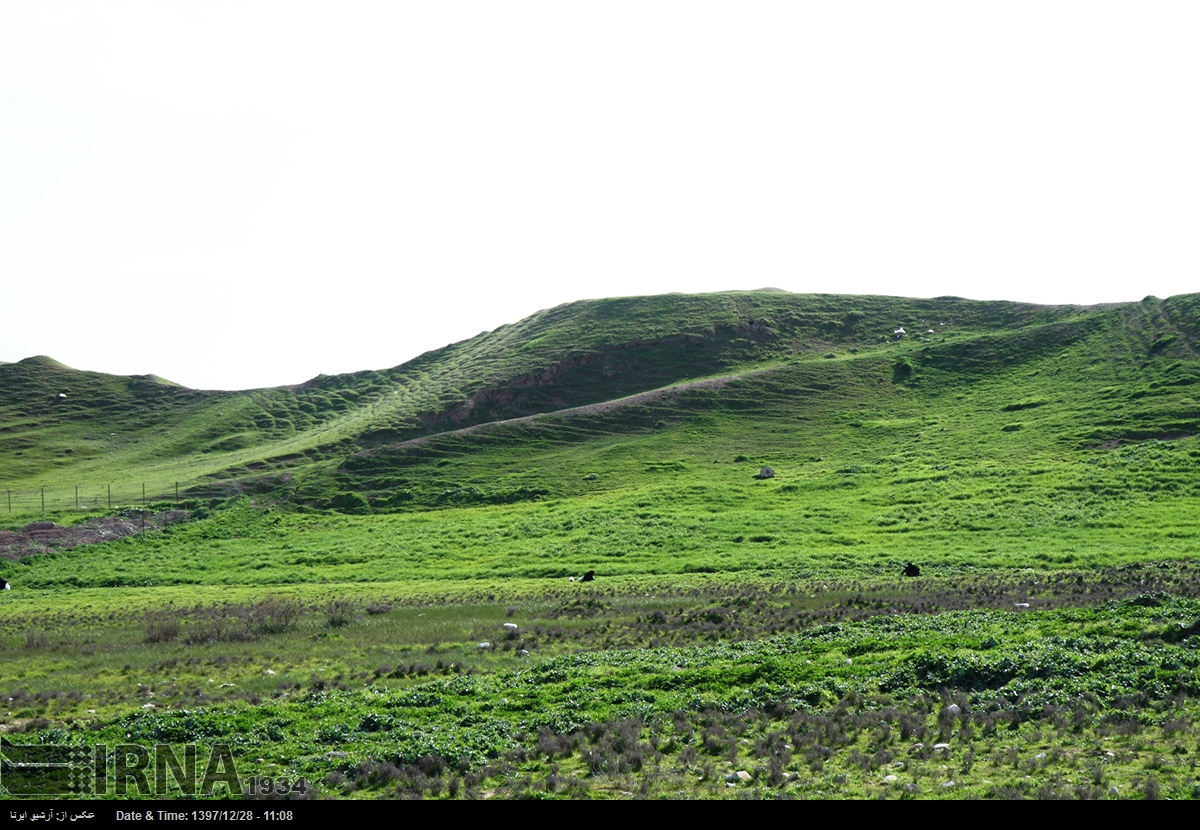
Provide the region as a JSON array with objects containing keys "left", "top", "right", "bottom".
[
  {"left": 884, "top": 775, "right": 898, "bottom": 783},
  {"left": 758, "top": 466, "right": 775, "bottom": 479},
  {"left": 502, "top": 623, "right": 518, "bottom": 631},
  {"left": 944, "top": 703, "right": 961, "bottom": 717},
  {"left": 518, "top": 649, "right": 529, "bottom": 656},
  {"left": 1109, "top": 786, "right": 1119, "bottom": 796},
  {"left": 326, "top": 752, "right": 348, "bottom": 759},
  {"left": 477, "top": 642, "right": 491, "bottom": 649},
  {"left": 1015, "top": 602, "right": 1031, "bottom": 609},
  {"left": 942, "top": 781, "right": 955, "bottom": 788}
]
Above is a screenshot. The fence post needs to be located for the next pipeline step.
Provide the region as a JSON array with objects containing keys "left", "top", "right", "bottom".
[
  {"left": 142, "top": 483, "right": 146, "bottom": 507},
  {"left": 108, "top": 484, "right": 111, "bottom": 509},
  {"left": 41, "top": 487, "right": 45, "bottom": 514},
  {"left": 175, "top": 481, "right": 179, "bottom": 505}
]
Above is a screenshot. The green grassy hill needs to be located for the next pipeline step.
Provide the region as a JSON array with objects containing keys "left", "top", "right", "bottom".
[
  {"left": 4, "top": 290, "right": 1196, "bottom": 509},
  {"left": 2, "top": 290, "right": 1200, "bottom": 800}
]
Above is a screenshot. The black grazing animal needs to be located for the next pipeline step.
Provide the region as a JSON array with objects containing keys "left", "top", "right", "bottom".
[
  {"left": 903, "top": 562, "right": 921, "bottom": 577},
  {"left": 580, "top": 570, "right": 595, "bottom": 583},
  {"left": 0, "top": 577, "right": 9, "bottom": 590}
]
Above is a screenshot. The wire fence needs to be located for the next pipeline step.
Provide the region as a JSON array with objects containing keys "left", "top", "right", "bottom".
[{"left": 2, "top": 480, "right": 248, "bottom": 516}]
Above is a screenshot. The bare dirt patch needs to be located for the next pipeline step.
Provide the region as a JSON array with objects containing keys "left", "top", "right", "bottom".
[{"left": 0, "top": 510, "right": 189, "bottom": 559}]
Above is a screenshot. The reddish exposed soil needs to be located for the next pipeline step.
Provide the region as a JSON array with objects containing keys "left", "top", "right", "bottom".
[{"left": 0, "top": 510, "right": 189, "bottom": 559}]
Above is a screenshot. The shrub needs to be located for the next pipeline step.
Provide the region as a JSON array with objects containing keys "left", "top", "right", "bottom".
[
  {"left": 253, "top": 596, "right": 303, "bottom": 635},
  {"left": 326, "top": 598, "right": 357, "bottom": 629},
  {"left": 145, "top": 609, "right": 181, "bottom": 644},
  {"left": 24, "top": 631, "right": 52, "bottom": 650}
]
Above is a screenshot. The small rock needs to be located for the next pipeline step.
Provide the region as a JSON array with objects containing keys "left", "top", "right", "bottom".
[
  {"left": 326, "top": 752, "right": 348, "bottom": 759},
  {"left": 942, "top": 781, "right": 955, "bottom": 788},
  {"left": 502, "top": 623, "right": 519, "bottom": 631},
  {"left": 737, "top": 770, "right": 752, "bottom": 782},
  {"left": 933, "top": 743, "right": 950, "bottom": 752},
  {"left": 944, "top": 703, "right": 961, "bottom": 717},
  {"left": 518, "top": 649, "right": 530, "bottom": 656},
  {"left": 758, "top": 466, "right": 775, "bottom": 479},
  {"left": 478, "top": 642, "right": 491, "bottom": 649},
  {"left": 884, "top": 775, "right": 898, "bottom": 782},
  {"left": 1015, "top": 602, "right": 1031, "bottom": 609},
  {"left": 1109, "top": 786, "right": 1119, "bottom": 795}
]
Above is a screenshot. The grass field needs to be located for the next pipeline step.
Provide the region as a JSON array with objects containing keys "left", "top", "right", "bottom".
[{"left": 2, "top": 290, "right": 1199, "bottom": 799}]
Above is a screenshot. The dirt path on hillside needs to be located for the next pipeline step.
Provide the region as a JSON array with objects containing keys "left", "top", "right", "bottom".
[{"left": 376, "top": 374, "right": 742, "bottom": 452}]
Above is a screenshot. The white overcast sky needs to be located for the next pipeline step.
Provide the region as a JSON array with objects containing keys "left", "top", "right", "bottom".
[{"left": 1, "top": 2, "right": 1197, "bottom": 390}]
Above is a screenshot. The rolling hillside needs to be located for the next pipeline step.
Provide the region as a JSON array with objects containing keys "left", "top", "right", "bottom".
[{"left": 2, "top": 290, "right": 1197, "bottom": 513}]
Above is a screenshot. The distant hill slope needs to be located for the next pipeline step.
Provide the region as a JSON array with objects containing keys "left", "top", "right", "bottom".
[{"left": 1, "top": 291, "right": 1197, "bottom": 510}]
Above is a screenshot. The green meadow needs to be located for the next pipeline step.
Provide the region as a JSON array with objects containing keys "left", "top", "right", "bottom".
[{"left": 2, "top": 290, "right": 1199, "bottom": 799}]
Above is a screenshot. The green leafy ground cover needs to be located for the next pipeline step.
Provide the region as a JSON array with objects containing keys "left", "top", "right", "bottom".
[{"left": 2, "top": 290, "right": 1199, "bottom": 799}]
